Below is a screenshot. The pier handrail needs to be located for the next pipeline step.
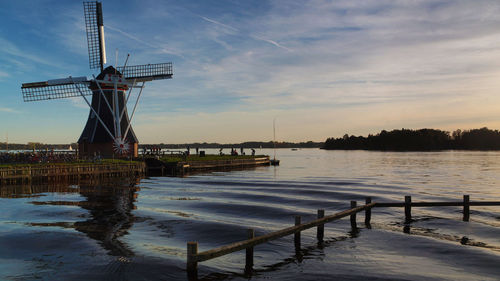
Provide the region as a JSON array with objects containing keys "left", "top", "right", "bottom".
[
  {"left": 193, "top": 202, "right": 375, "bottom": 263},
  {"left": 186, "top": 195, "right": 500, "bottom": 279},
  {"left": 375, "top": 201, "right": 500, "bottom": 207}
]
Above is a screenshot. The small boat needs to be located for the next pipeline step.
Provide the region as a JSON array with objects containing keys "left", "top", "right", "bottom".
[
  {"left": 270, "top": 159, "right": 280, "bottom": 166},
  {"left": 291, "top": 148, "right": 298, "bottom": 151}
]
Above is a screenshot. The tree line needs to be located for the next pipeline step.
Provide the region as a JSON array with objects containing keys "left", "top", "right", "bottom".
[
  {"left": 140, "top": 141, "right": 323, "bottom": 149},
  {"left": 323, "top": 128, "right": 500, "bottom": 151},
  {"left": 1, "top": 141, "right": 323, "bottom": 151}
]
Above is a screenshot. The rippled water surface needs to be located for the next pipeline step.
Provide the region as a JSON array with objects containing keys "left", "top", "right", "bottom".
[{"left": 1, "top": 149, "right": 500, "bottom": 280}]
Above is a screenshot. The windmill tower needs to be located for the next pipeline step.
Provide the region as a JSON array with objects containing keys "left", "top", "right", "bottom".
[{"left": 21, "top": 1, "right": 173, "bottom": 158}]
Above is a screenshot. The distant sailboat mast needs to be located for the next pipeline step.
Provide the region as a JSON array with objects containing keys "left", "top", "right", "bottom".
[
  {"left": 271, "top": 117, "right": 280, "bottom": 165},
  {"left": 273, "top": 117, "right": 276, "bottom": 160}
]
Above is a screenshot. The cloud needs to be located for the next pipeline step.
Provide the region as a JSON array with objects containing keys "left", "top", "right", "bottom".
[
  {"left": 105, "top": 25, "right": 185, "bottom": 59},
  {"left": 5, "top": 0, "right": 500, "bottom": 143},
  {"left": 193, "top": 0, "right": 500, "bottom": 107},
  {"left": 0, "top": 37, "right": 61, "bottom": 69},
  {"left": 0, "top": 70, "right": 9, "bottom": 78},
  {"left": 66, "top": 97, "right": 90, "bottom": 110},
  {"left": 128, "top": 0, "right": 500, "bottom": 142},
  {"left": 0, "top": 107, "right": 21, "bottom": 113}
]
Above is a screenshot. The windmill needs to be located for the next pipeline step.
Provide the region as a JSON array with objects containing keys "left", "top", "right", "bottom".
[{"left": 21, "top": 1, "right": 173, "bottom": 158}]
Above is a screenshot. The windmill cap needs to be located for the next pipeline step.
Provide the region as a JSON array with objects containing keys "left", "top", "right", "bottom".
[
  {"left": 96, "top": 66, "right": 122, "bottom": 80},
  {"left": 90, "top": 66, "right": 127, "bottom": 90}
]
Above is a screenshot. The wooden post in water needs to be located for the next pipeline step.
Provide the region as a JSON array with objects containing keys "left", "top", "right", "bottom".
[
  {"left": 245, "top": 229, "right": 255, "bottom": 274},
  {"left": 405, "top": 196, "right": 412, "bottom": 223},
  {"left": 463, "top": 195, "right": 470, "bottom": 222},
  {"left": 187, "top": 242, "right": 198, "bottom": 280},
  {"left": 294, "top": 216, "right": 301, "bottom": 248},
  {"left": 365, "top": 197, "right": 372, "bottom": 226},
  {"left": 350, "top": 201, "right": 357, "bottom": 230},
  {"left": 317, "top": 209, "right": 325, "bottom": 242}
]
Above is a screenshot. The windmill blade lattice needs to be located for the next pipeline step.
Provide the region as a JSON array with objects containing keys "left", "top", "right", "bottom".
[
  {"left": 22, "top": 82, "right": 92, "bottom": 102},
  {"left": 83, "top": 1, "right": 105, "bottom": 70},
  {"left": 117, "top": 63, "right": 173, "bottom": 82}
]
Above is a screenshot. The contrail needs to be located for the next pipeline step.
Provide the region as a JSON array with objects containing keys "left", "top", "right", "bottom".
[
  {"left": 200, "top": 16, "right": 238, "bottom": 32},
  {"left": 251, "top": 35, "right": 293, "bottom": 52},
  {"left": 200, "top": 16, "right": 292, "bottom": 52},
  {"left": 106, "top": 25, "right": 185, "bottom": 58}
]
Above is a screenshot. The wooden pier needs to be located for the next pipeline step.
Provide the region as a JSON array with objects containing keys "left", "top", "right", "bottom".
[
  {"left": 146, "top": 156, "right": 270, "bottom": 176},
  {"left": 186, "top": 195, "right": 500, "bottom": 280},
  {"left": 0, "top": 162, "right": 145, "bottom": 185}
]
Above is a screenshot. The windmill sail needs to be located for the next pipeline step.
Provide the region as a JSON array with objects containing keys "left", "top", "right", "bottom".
[
  {"left": 84, "top": 1, "right": 106, "bottom": 70},
  {"left": 22, "top": 77, "right": 91, "bottom": 102},
  {"left": 117, "top": 63, "right": 173, "bottom": 82}
]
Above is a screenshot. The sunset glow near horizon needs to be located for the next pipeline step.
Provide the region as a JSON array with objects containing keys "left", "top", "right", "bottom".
[{"left": 1, "top": 0, "right": 500, "bottom": 144}]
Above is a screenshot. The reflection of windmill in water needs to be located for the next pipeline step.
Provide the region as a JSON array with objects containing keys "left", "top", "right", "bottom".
[
  {"left": 21, "top": 1, "right": 173, "bottom": 157},
  {"left": 4, "top": 181, "right": 141, "bottom": 257},
  {"left": 74, "top": 181, "right": 139, "bottom": 257}
]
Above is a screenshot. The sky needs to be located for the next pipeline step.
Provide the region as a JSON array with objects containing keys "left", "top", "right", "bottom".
[{"left": 1, "top": 0, "right": 500, "bottom": 144}]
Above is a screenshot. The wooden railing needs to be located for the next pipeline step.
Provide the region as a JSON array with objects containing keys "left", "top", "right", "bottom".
[
  {"left": 0, "top": 162, "right": 145, "bottom": 184},
  {"left": 186, "top": 195, "right": 500, "bottom": 279}
]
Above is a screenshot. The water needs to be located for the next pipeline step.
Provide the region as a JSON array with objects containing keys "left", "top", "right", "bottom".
[{"left": 1, "top": 149, "right": 500, "bottom": 280}]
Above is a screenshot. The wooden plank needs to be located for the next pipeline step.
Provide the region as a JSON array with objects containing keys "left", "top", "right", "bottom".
[
  {"left": 365, "top": 197, "right": 372, "bottom": 226},
  {"left": 294, "top": 216, "right": 301, "bottom": 248},
  {"left": 1, "top": 162, "right": 145, "bottom": 185},
  {"left": 350, "top": 201, "right": 357, "bottom": 229},
  {"left": 190, "top": 196, "right": 500, "bottom": 268},
  {"left": 317, "top": 209, "right": 325, "bottom": 241},
  {"left": 374, "top": 202, "right": 405, "bottom": 207},
  {"left": 469, "top": 201, "right": 500, "bottom": 206},
  {"left": 405, "top": 196, "right": 412, "bottom": 223},
  {"left": 187, "top": 242, "right": 198, "bottom": 280},
  {"left": 195, "top": 202, "right": 376, "bottom": 262},
  {"left": 245, "top": 229, "right": 255, "bottom": 273},
  {"left": 375, "top": 201, "right": 500, "bottom": 207},
  {"left": 463, "top": 195, "right": 470, "bottom": 222}
]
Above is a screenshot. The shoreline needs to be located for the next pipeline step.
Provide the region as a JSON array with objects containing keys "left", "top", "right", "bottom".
[{"left": 0, "top": 155, "right": 272, "bottom": 184}]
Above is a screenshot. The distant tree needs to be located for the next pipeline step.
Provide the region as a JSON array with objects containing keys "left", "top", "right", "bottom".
[
  {"left": 323, "top": 128, "right": 452, "bottom": 151},
  {"left": 459, "top": 127, "right": 500, "bottom": 150},
  {"left": 324, "top": 127, "right": 500, "bottom": 151}
]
